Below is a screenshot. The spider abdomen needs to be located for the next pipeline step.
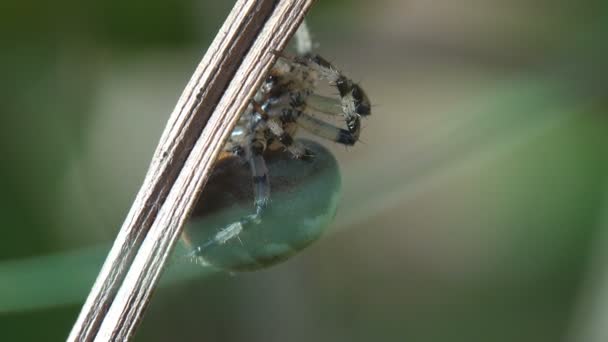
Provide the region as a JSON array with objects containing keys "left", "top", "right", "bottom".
[{"left": 183, "top": 139, "right": 341, "bottom": 271}]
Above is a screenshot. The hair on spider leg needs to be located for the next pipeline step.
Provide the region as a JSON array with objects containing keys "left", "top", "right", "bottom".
[{"left": 367, "top": 102, "right": 381, "bottom": 110}]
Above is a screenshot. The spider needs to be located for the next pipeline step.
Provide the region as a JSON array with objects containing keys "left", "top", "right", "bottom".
[{"left": 182, "top": 22, "right": 371, "bottom": 271}]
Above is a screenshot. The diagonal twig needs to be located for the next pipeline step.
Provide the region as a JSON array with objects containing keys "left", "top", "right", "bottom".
[{"left": 68, "top": 0, "right": 316, "bottom": 341}]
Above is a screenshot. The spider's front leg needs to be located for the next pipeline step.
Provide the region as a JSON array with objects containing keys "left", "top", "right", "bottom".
[
  {"left": 277, "top": 54, "right": 371, "bottom": 146},
  {"left": 303, "top": 54, "right": 371, "bottom": 116}
]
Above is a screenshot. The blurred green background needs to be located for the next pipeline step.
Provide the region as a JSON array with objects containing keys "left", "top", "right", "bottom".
[{"left": 2, "top": 0, "right": 608, "bottom": 341}]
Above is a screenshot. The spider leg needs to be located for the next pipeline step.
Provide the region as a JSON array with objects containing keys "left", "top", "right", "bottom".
[
  {"left": 266, "top": 118, "right": 314, "bottom": 159},
  {"left": 306, "top": 94, "right": 343, "bottom": 116},
  {"left": 284, "top": 57, "right": 371, "bottom": 118},
  {"left": 276, "top": 56, "right": 370, "bottom": 143},
  {"left": 250, "top": 97, "right": 315, "bottom": 160},
  {"left": 292, "top": 109, "right": 359, "bottom": 146},
  {"left": 300, "top": 55, "right": 371, "bottom": 118},
  {"left": 248, "top": 136, "right": 271, "bottom": 218},
  {"left": 191, "top": 120, "right": 272, "bottom": 256}
]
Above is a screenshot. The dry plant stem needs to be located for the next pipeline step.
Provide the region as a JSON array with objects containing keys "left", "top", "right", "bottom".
[{"left": 69, "top": 0, "right": 315, "bottom": 341}]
